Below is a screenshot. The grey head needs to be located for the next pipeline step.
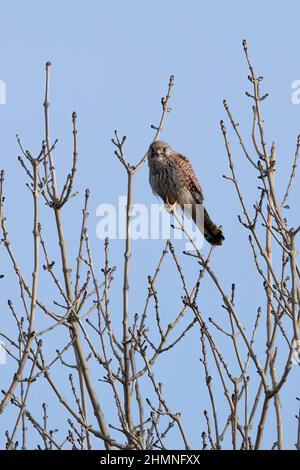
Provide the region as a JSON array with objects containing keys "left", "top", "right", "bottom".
[{"left": 148, "top": 141, "right": 173, "bottom": 163}]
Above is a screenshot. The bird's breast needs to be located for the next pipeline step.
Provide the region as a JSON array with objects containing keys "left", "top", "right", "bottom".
[{"left": 149, "top": 158, "right": 182, "bottom": 202}]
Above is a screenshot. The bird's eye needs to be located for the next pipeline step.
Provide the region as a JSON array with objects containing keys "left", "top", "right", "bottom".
[{"left": 163, "top": 147, "right": 168, "bottom": 152}]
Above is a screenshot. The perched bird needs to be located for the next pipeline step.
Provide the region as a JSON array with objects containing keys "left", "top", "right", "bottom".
[{"left": 148, "top": 141, "right": 224, "bottom": 246}]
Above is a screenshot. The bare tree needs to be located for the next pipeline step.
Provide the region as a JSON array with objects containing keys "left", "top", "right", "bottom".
[{"left": 0, "top": 41, "right": 299, "bottom": 450}]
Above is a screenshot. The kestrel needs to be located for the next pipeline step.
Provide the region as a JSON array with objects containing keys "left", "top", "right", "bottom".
[{"left": 148, "top": 141, "right": 224, "bottom": 246}]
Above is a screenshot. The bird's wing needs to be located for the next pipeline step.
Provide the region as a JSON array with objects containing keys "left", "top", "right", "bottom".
[{"left": 172, "top": 153, "right": 204, "bottom": 203}]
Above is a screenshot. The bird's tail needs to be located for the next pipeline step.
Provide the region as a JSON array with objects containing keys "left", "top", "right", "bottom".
[{"left": 190, "top": 203, "right": 224, "bottom": 246}]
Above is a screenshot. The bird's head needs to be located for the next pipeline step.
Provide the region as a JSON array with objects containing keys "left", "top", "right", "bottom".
[{"left": 148, "top": 141, "right": 172, "bottom": 162}]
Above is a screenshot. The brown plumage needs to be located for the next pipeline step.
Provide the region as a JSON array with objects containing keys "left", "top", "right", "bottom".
[{"left": 148, "top": 141, "right": 224, "bottom": 246}]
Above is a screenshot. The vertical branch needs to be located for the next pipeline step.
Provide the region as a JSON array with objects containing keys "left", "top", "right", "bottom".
[
  {"left": 74, "top": 189, "right": 90, "bottom": 301},
  {"left": 0, "top": 170, "right": 4, "bottom": 224},
  {"left": 289, "top": 230, "right": 300, "bottom": 346},
  {"left": 123, "top": 170, "right": 134, "bottom": 433},
  {"left": 254, "top": 397, "right": 270, "bottom": 450},
  {"left": 7, "top": 340, "right": 41, "bottom": 448},
  {"left": 42, "top": 61, "right": 111, "bottom": 449},
  {"left": 200, "top": 327, "right": 220, "bottom": 450},
  {"left": 243, "top": 40, "right": 284, "bottom": 229},
  {"left": 134, "top": 74, "right": 174, "bottom": 171},
  {"left": 296, "top": 399, "right": 300, "bottom": 450},
  {"left": 266, "top": 144, "right": 276, "bottom": 346},
  {"left": 270, "top": 352, "right": 283, "bottom": 449},
  {"left": 0, "top": 159, "right": 40, "bottom": 414},
  {"left": 232, "top": 383, "right": 238, "bottom": 450}
]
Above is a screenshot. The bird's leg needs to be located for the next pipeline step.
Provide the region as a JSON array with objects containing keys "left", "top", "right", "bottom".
[{"left": 164, "top": 197, "right": 177, "bottom": 214}]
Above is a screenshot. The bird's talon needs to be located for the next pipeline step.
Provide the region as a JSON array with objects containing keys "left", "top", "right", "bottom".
[{"left": 164, "top": 199, "right": 177, "bottom": 214}]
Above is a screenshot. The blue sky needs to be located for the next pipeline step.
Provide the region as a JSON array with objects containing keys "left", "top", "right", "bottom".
[{"left": 0, "top": 0, "right": 299, "bottom": 449}]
